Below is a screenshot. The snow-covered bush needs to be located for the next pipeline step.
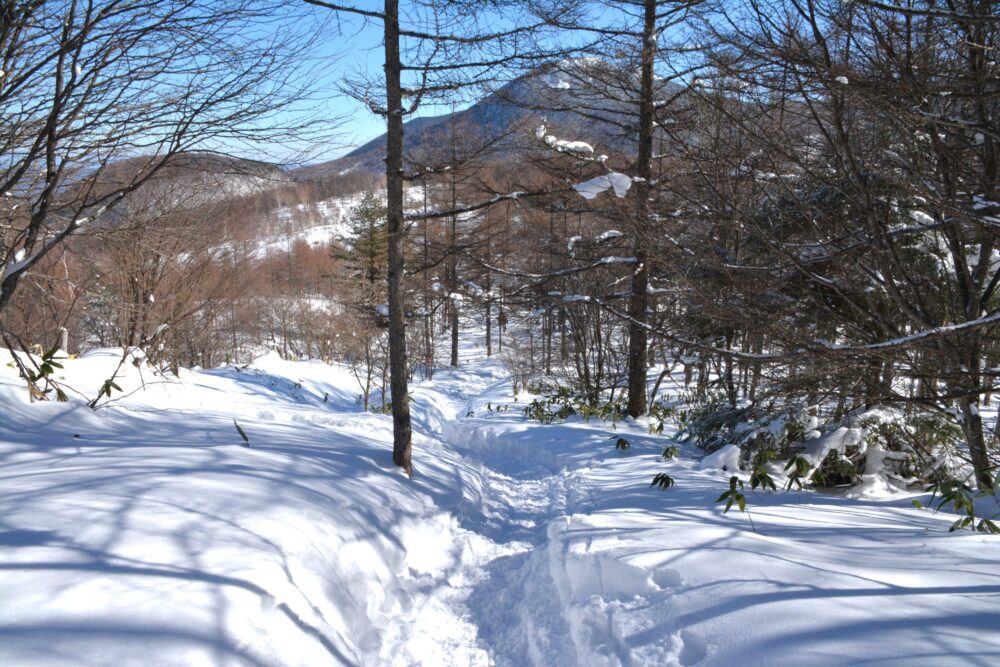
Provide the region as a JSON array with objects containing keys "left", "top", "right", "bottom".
[
  {"left": 810, "top": 449, "right": 861, "bottom": 487},
  {"left": 678, "top": 396, "right": 808, "bottom": 465},
  {"left": 522, "top": 388, "right": 628, "bottom": 425},
  {"left": 801, "top": 408, "right": 966, "bottom": 492},
  {"left": 860, "top": 412, "right": 966, "bottom": 484},
  {"left": 681, "top": 398, "right": 973, "bottom": 494}
]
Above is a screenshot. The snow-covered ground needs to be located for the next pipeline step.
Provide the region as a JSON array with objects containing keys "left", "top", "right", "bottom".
[
  {"left": 249, "top": 187, "right": 431, "bottom": 259},
  {"left": 2, "top": 340, "right": 999, "bottom": 666},
  {"left": 250, "top": 197, "right": 360, "bottom": 258}
]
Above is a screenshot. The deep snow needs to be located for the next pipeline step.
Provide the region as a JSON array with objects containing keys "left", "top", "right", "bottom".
[{"left": 1, "top": 341, "right": 999, "bottom": 666}]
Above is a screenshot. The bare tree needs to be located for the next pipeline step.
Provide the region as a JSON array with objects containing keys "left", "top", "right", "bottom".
[
  {"left": 305, "top": 0, "right": 567, "bottom": 474},
  {"left": 519, "top": 0, "right": 705, "bottom": 416},
  {"left": 663, "top": 0, "right": 1000, "bottom": 486},
  {"left": 0, "top": 0, "right": 326, "bottom": 350}
]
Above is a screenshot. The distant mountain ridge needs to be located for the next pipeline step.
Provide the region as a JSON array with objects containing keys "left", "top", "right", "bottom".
[{"left": 294, "top": 59, "right": 654, "bottom": 181}]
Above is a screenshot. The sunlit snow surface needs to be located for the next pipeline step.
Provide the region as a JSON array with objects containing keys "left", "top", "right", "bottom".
[
  {"left": 1, "top": 343, "right": 999, "bottom": 666},
  {"left": 573, "top": 173, "right": 632, "bottom": 200}
]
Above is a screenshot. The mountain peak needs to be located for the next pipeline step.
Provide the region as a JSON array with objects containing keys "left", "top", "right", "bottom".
[{"left": 296, "top": 58, "right": 650, "bottom": 182}]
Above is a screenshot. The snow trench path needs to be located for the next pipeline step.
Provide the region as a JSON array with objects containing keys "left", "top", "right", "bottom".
[
  {"left": 408, "top": 365, "right": 704, "bottom": 667},
  {"left": 405, "top": 361, "right": 1000, "bottom": 667}
]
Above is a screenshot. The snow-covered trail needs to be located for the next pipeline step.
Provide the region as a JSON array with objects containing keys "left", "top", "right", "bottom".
[
  {"left": 416, "top": 366, "right": 701, "bottom": 665},
  {"left": 409, "top": 360, "right": 1000, "bottom": 667},
  {"left": 2, "top": 346, "right": 1000, "bottom": 666},
  {"left": 408, "top": 364, "right": 600, "bottom": 665}
]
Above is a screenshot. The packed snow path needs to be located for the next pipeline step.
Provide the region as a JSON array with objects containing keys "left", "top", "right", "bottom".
[
  {"left": 418, "top": 366, "right": 1000, "bottom": 667},
  {"left": 2, "top": 349, "right": 1000, "bottom": 666}
]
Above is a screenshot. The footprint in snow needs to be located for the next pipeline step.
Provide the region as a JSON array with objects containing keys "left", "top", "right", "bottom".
[
  {"left": 676, "top": 629, "right": 708, "bottom": 666},
  {"left": 651, "top": 567, "right": 683, "bottom": 590}
]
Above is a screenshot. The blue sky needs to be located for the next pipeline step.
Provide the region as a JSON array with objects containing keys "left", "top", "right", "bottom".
[
  {"left": 294, "top": 7, "right": 386, "bottom": 162},
  {"left": 312, "top": 11, "right": 387, "bottom": 156},
  {"left": 298, "top": 0, "right": 556, "bottom": 164},
  {"left": 295, "top": 0, "right": 667, "bottom": 165},
  {"left": 302, "top": 4, "right": 482, "bottom": 163}
]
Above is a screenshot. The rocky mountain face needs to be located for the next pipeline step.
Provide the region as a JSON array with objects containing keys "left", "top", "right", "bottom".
[{"left": 294, "top": 58, "right": 663, "bottom": 182}]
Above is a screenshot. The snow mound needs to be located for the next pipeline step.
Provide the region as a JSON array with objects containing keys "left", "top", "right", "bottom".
[
  {"left": 574, "top": 173, "right": 633, "bottom": 200},
  {"left": 699, "top": 443, "right": 742, "bottom": 471},
  {"left": 0, "top": 350, "right": 493, "bottom": 667}
]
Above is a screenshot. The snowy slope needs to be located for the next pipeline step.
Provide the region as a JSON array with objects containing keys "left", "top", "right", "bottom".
[
  {"left": 251, "top": 197, "right": 360, "bottom": 258},
  {"left": 248, "top": 188, "right": 427, "bottom": 259},
  {"left": 0, "top": 350, "right": 497, "bottom": 667},
  {"left": 441, "top": 384, "right": 1000, "bottom": 667},
  {"left": 2, "top": 345, "right": 999, "bottom": 666}
]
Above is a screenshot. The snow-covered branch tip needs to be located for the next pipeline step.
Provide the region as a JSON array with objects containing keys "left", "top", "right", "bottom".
[
  {"left": 535, "top": 120, "right": 608, "bottom": 163},
  {"left": 573, "top": 173, "right": 633, "bottom": 200},
  {"left": 534, "top": 120, "right": 634, "bottom": 200},
  {"left": 403, "top": 188, "right": 556, "bottom": 222}
]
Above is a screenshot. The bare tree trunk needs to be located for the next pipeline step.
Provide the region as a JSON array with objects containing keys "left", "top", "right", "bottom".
[
  {"left": 422, "top": 190, "right": 435, "bottom": 380},
  {"left": 544, "top": 311, "right": 552, "bottom": 375},
  {"left": 450, "top": 300, "right": 460, "bottom": 366},
  {"left": 723, "top": 333, "right": 737, "bottom": 408},
  {"left": 497, "top": 304, "right": 503, "bottom": 352},
  {"left": 648, "top": 366, "right": 672, "bottom": 407},
  {"left": 385, "top": 0, "right": 412, "bottom": 474},
  {"left": 559, "top": 306, "right": 567, "bottom": 365},
  {"left": 485, "top": 282, "right": 492, "bottom": 357},
  {"left": 955, "top": 338, "right": 993, "bottom": 490},
  {"left": 958, "top": 396, "right": 993, "bottom": 490},
  {"left": 449, "top": 120, "right": 460, "bottom": 368},
  {"left": 625, "top": 0, "right": 656, "bottom": 418}
]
